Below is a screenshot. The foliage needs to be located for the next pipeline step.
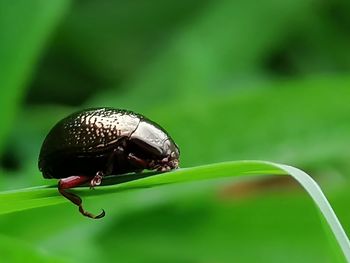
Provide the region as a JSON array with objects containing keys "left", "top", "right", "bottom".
[{"left": 1, "top": 0, "right": 350, "bottom": 262}]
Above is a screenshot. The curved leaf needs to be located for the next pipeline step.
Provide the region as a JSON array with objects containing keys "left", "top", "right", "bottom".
[{"left": 0, "top": 160, "right": 349, "bottom": 261}]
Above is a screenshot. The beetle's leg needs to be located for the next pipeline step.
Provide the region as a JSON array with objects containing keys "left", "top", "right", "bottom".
[
  {"left": 90, "top": 146, "right": 127, "bottom": 189},
  {"left": 90, "top": 171, "right": 103, "bottom": 189},
  {"left": 127, "top": 153, "right": 169, "bottom": 172},
  {"left": 127, "top": 153, "right": 149, "bottom": 169},
  {"left": 107, "top": 146, "right": 125, "bottom": 174},
  {"left": 90, "top": 146, "right": 125, "bottom": 189},
  {"left": 58, "top": 176, "right": 105, "bottom": 219}
]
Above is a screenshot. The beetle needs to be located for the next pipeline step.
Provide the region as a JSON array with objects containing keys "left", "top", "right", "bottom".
[{"left": 38, "top": 108, "right": 180, "bottom": 219}]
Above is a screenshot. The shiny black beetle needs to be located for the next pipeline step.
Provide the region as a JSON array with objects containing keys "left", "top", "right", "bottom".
[{"left": 38, "top": 108, "right": 180, "bottom": 219}]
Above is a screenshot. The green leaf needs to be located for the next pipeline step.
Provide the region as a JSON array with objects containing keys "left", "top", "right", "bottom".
[
  {"left": 145, "top": 75, "right": 350, "bottom": 169},
  {"left": 90, "top": 0, "right": 314, "bottom": 109},
  {"left": 0, "top": 0, "right": 70, "bottom": 154},
  {"left": 0, "top": 234, "right": 65, "bottom": 263},
  {"left": 0, "top": 160, "right": 349, "bottom": 261}
]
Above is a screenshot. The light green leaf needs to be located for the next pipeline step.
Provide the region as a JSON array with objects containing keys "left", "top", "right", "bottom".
[{"left": 0, "top": 160, "right": 348, "bottom": 261}]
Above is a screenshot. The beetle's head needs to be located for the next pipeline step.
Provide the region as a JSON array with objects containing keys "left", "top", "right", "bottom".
[
  {"left": 129, "top": 120, "right": 180, "bottom": 171},
  {"left": 155, "top": 138, "right": 180, "bottom": 171}
]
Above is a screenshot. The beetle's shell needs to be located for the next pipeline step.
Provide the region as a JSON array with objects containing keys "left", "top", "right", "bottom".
[
  {"left": 39, "top": 107, "right": 179, "bottom": 179},
  {"left": 39, "top": 108, "right": 145, "bottom": 178},
  {"left": 40, "top": 108, "right": 141, "bottom": 157}
]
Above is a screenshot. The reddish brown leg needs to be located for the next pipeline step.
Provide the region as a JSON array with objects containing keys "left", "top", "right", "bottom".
[
  {"left": 128, "top": 153, "right": 169, "bottom": 171},
  {"left": 127, "top": 153, "right": 149, "bottom": 169},
  {"left": 58, "top": 175, "right": 105, "bottom": 219}
]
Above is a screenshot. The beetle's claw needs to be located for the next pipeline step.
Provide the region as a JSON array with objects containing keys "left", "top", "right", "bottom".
[
  {"left": 96, "top": 209, "right": 106, "bottom": 219},
  {"left": 78, "top": 205, "right": 105, "bottom": 219},
  {"left": 90, "top": 172, "right": 103, "bottom": 189}
]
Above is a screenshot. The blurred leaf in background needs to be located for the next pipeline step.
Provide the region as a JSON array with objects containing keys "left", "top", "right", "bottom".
[
  {"left": 1, "top": 0, "right": 350, "bottom": 262},
  {"left": 0, "top": 0, "right": 69, "bottom": 154}
]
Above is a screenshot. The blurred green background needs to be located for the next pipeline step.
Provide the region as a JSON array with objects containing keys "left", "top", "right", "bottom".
[{"left": 1, "top": 0, "right": 350, "bottom": 262}]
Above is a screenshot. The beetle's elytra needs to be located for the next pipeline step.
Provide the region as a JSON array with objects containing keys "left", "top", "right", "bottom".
[{"left": 38, "top": 108, "right": 180, "bottom": 219}]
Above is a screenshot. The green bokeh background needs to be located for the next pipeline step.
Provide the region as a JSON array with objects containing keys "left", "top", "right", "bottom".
[{"left": 0, "top": 0, "right": 350, "bottom": 262}]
